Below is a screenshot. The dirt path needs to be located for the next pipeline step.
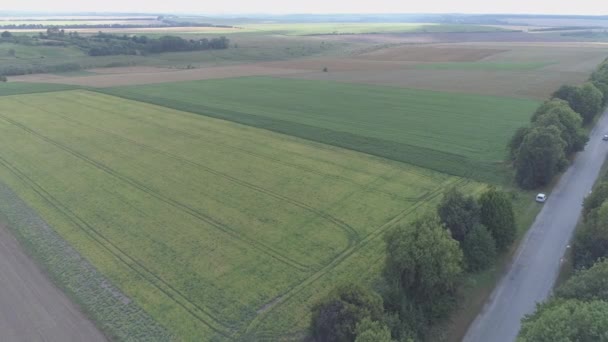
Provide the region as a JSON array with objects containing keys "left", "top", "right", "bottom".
[{"left": 0, "top": 223, "right": 106, "bottom": 342}]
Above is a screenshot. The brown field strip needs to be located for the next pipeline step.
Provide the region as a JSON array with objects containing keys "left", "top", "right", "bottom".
[{"left": 11, "top": 65, "right": 307, "bottom": 87}]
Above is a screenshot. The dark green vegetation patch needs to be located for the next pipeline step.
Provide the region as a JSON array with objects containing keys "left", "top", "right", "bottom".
[
  {"left": 0, "top": 82, "right": 79, "bottom": 96},
  {"left": 102, "top": 77, "right": 540, "bottom": 183}
]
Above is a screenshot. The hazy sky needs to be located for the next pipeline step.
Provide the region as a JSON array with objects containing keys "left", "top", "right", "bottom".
[{"left": 1, "top": 0, "right": 606, "bottom": 15}]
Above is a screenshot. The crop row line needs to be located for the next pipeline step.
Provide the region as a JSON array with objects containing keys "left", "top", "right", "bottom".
[
  {"left": 30, "top": 106, "right": 361, "bottom": 246},
  {"left": 0, "top": 113, "right": 312, "bottom": 272},
  {"left": 52, "top": 92, "right": 424, "bottom": 202},
  {"left": 244, "top": 176, "right": 470, "bottom": 338},
  {"left": 0, "top": 155, "right": 235, "bottom": 337}
]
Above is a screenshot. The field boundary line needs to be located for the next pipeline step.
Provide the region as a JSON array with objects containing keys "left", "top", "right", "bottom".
[
  {"left": 0, "top": 155, "right": 235, "bottom": 337},
  {"left": 24, "top": 103, "right": 361, "bottom": 248},
  {"left": 8, "top": 96, "right": 360, "bottom": 268},
  {"left": 244, "top": 176, "right": 470, "bottom": 338},
  {"left": 94, "top": 89, "right": 501, "bottom": 183},
  {"left": 0, "top": 113, "right": 311, "bottom": 272},
  {"left": 54, "top": 93, "right": 424, "bottom": 202}
]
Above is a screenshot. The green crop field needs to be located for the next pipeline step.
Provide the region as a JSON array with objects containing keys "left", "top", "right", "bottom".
[
  {"left": 0, "top": 82, "right": 78, "bottom": 96},
  {"left": 0, "top": 89, "right": 483, "bottom": 340},
  {"left": 102, "top": 77, "right": 540, "bottom": 183}
]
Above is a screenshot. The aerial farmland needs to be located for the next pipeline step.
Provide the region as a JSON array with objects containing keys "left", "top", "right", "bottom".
[{"left": 0, "top": 11, "right": 607, "bottom": 342}]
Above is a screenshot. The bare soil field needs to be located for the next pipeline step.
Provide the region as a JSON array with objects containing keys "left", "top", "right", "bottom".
[
  {"left": 0, "top": 222, "right": 106, "bottom": 341},
  {"left": 270, "top": 41, "right": 608, "bottom": 99},
  {"left": 356, "top": 46, "right": 506, "bottom": 62},
  {"left": 260, "top": 58, "right": 418, "bottom": 71},
  {"left": 11, "top": 65, "right": 307, "bottom": 87},
  {"left": 318, "top": 31, "right": 579, "bottom": 45},
  {"left": 87, "top": 66, "right": 174, "bottom": 74}
]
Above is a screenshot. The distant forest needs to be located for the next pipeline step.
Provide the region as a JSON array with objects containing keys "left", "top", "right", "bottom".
[
  {"left": 1, "top": 28, "right": 230, "bottom": 56},
  {"left": 0, "top": 16, "right": 233, "bottom": 30}
]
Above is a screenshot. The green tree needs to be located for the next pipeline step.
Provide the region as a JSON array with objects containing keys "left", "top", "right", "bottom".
[
  {"left": 573, "top": 201, "right": 608, "bottom": 269},
  {"left": 311, "top": 284, "right": 384, "bottom": 342},
  {"left": 532, "top": 100, "right": 587, "bottom": 154},
  {"left": 437, "top": 188, "right": 480, "bottom": 243},
  {"left": 515, "top": 125, "right": 568, "bottom": 189},
  {"left": 518, "top": 299, "right": 608, "bottom": 342},
  {"left": 478, "top": 187, "right": 516, "bottom": 251},
  {"left": 462, "top": 224, "right": 497, "bottom": 272},
  {"left": 556, "top": 258, "right": 608, "bottom": 302},
  {"left": 354, "top": 318, "right": 394, "bottom": 342},
  {"left": 593, "top": 80, "right": 608, "bottom": 105},
  {"left": 583, "top": 182, "right": 608, "bottom": 220},
  {"left": 567, "top": 83, "right": 603, "bottom": 123},
  {"left": 552, "top": 84, "right": 578, "bottom": 104},
  {"left": 384, "top": 214, "right": 463, "bottom": 322},
  {"left": 508, "top": 126, "right": 529, "bottom": 161},
  {"left": 0, "top": 31, "right": 11, "bottom": 38}
]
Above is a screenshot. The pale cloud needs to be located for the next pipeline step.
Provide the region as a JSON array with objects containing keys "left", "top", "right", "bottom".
[{"left": 1, "top": 0, "right": 605, "bottom": 15}]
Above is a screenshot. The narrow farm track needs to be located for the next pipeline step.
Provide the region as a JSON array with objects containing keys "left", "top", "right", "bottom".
[
  {"left": 464, "top": 108, "right": 608, "bottom": 342},
  {"left": 0, "top": 222, "right": 106, "bottom": 342}
]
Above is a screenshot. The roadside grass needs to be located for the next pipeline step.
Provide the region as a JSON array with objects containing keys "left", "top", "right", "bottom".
[
  {"left": 414, "top": 61, "right": 552, "bottom": 71},
  {"left": 101, "top": 77, "right": 540, "bottom": 184},
  {"left": 0, "top": 89, "right": 476, "bottom": 340}
]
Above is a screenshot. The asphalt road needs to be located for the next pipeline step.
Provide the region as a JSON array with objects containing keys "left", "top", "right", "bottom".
[
  {"left": 0, "top": 223, "right": 106, "bottom": 342},
  {"left": 464, "top": 108, "right": 608, "bottom": 342}
]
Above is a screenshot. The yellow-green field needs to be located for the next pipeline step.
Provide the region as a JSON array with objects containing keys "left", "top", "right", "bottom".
[{"left": 0, "top": 90, "right": 482, "bottom": 339}]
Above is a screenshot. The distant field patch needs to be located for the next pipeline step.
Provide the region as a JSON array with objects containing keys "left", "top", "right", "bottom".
[
  {"left": 414, "top": 61, "right": 552, "bottom": 71},
  {"left": 237, "top": 23, "right": 505, "bottom": 36},
  {"left": 357, "top": 46, "right": 507, "bottom": 62},
  {"left": 102, "top": 77, "right": 540, "bottom": 183},
  {"left": 0, "top": 82, "right": 78, "bottom": 96},
  {"left": 0, "top": 90, "right": 470, "bottom": 339}
]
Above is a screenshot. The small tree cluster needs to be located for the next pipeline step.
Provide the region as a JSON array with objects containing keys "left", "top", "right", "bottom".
[
  {"left": 510, "top": 99, "right": 589, "bottom": 189},
  {"left": 311, "top": 284, "right": 391, "bottom": 342},
  {"left": 591, "top": 58, "right": 608, "bottom": 106},
  {"left": 509, "top": 60, "right": 608, "bottom": 189},
  {"left": 383, "top": 214, "right": 463, "bottom": 339},
  {"left": 553, "top": 83, "right": 603, "bottom": 124},
  {"left": 437, "top": 187, "right": 514, "bottom": 272},
  {"left": 518, "top": 259, "right": 608, "bottom": 341},
  {"left": 574, "top": 196, "right": 608, "bottom": 270}
]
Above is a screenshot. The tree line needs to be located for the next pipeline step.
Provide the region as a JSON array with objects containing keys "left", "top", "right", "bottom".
[
  {"left": 517, "top": 172, "right": 608, "bottom": 340},
  {"left": 0, "top": 29, "right": 230, "bottom": 58},
  {"left": 509, "top": 59, "right": 608, "bottom": 189},
  {"left": 311, "top": 187, "right": 516, "bottom": 341},
  {"left": 0, "top": 22, "right": 232, "bottom": 30}
]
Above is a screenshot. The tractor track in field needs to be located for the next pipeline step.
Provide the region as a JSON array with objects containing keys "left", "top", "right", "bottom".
[
  {"left": 0, "top": 92, "right": 475, "bottom": 338},
  {"left": 23, "top": 106, "right": 362, "bottom": 245},
  {"left": 0, "top": 156, "right": 235, "bottom": 337},
  {"left": 244, "top": 176, "right": 470, "bottom": 338},
  {"left": 46, "top": 92, "right": 425, "bottom": 202},
  {"left": 0, "top": 113, "right": 313, "bottom": 273}
]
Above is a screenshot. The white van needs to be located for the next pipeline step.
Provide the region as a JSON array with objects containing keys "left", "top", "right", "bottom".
[{"left": 536, "top": 193, "right": 547, "bottom": 203}]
